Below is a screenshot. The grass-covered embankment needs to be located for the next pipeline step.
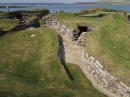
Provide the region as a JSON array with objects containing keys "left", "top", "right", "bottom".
[
  {"left": 57, "top": 10, "right": 130, "bottom": 86},
  {"left": 0, "top": 17, "right": 107, "bottom": 97},
  {"left": 0, "top": 19, "right": 19, "bottom": 30}
]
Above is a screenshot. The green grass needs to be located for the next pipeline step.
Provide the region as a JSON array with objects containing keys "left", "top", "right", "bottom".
[
  {"left": 57, "top": 11, "right": 130, "bottom": 86},
  {"left": 87, "top": 8, "right": 128, "bottom": 13},
  {"left": 0, "top": 19, "right": 19, "bottom": 30},
  {"left": 78, "top": 13, "right": 102, "bottom": 17},
  {"left": 85, "top": 14, "right": 130, "bottom": 85},
  {"left": 13, "top": 8, "right": 49, "bottom": 13},
  {"left": 5, "top": 9, "right": 49, "bottom": 15},
  {"left": 0, "top": 22, "right": 106, "bottom": 97},
  {"left": 0, "top": 9, "right": 49, "bottom": 17},
  {"left": 74, "top": 8, "right": 128, "bottom": 17}
]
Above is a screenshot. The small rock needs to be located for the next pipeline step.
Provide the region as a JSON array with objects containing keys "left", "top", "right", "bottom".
[
  {"left": 86, "top": 53, "right": 89, "bottom": 58},
  {"left": 21, "top": 21, "right": 25, "bottom": 23},
  {"left": 3, "top": 28, "right": 8, "bottom": 31},
  {"left": 30, "top": 34, "right": 35, "bottom": 38},
  {"left": 29, "top": 27, "right": 35, "bottom": 30},
  {"left": 41, "top": 25, "right": 45, "bottom": 27},
  {"left": 95, "top": 60, "right": 103, "bottom": 69},
  {"left": 63, "top": 43, "right": 67, "bottom": 46}
]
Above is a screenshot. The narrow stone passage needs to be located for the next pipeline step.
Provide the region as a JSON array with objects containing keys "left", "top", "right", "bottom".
[
  {"left": 59, "top": 34, "right": 118, "bottom": 97},
  {"left": 62, "top": 35, "right": 85, "bottom": 66},
  {"left": 43, "top": 15, "right": 130, "bottom": 97}
]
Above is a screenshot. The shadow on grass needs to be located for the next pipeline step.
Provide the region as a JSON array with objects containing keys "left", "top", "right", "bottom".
[
  {"left": 0, "top": 30, "right": 8, "bottom": 36},
  {"left": 0, "top": 21, "right": 40, "bottom": 37},
  {"left": 0, "top": 24, "right": 28, "bottom": 37},
  {"left": 57, "top": 34, "right": 74, "bottom": 81}
]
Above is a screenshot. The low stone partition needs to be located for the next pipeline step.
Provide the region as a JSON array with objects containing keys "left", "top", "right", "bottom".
[{"left": 84, "top": 53, "right": 130, "bottom": 97}]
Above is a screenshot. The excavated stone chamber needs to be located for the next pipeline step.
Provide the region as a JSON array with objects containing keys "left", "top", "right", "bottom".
[{"left": 73, "top": 23, "right": 93, "bottom": 41}]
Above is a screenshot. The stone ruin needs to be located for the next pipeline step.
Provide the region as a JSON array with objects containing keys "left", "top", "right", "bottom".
[
  {"left": 42, "top": 15, "right": 94, "bottom": 45},
  {"left": 42, "top": 15, "right": 74, "bottom": 40},
  {"left": 42, "top": 14, "right": 130, "bottom": 97}
]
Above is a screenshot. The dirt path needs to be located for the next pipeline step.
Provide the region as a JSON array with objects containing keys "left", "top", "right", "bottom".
[
  {"left": 61, "top": 35, "right": 118, "bottom": 97},
  {"left": 62, "top": 36, "right": 85, "bottom": 65}
]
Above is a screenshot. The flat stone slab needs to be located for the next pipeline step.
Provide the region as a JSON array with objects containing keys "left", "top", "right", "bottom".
[{"left": 63, "top": 36, "right": 85, "bottom": 65}]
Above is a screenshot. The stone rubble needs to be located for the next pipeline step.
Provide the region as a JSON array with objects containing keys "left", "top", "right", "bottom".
[{"left": 42, "top": 15, "right": 89, "bottom": 46}]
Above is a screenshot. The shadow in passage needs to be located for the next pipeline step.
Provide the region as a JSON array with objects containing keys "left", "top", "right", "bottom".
[
  {"left": 57, "top": 34, "right": 74, "bottom": 81},
  {"left": 0, "top": 24, "right": 30, "bottom": 37},
  {"left": 0, "top": 30, "right": 8, "bottom": 36},
  {"left": 10, "top": 24, "right": 27, "bottom": 32}
]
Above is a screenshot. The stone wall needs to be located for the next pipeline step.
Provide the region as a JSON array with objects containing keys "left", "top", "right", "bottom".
[
  {"left": 42, "top": 15, "right": 91, "bottom": 45},
  {"left": 84, "top": 53, "right": 130, "bottom": 97},
  {"left": 42, "top": 15, "right": 74, "bottom": 40},
  {"left": 42, "top": 14, "right": 130, "bottom": 97}
]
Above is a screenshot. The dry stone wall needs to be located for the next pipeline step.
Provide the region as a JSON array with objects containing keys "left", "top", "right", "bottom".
[
  {"left": 84, "top": 53, "right": 130, "bottom": 97},
  {"left": 42, "top": 15, "right": 74, "bottom": 40},
  {"left": 42, "top": 14, "right": 130, "bottom": 97},
  {"left": 42, "top": 15, "right": 87, "bottom": 45}
]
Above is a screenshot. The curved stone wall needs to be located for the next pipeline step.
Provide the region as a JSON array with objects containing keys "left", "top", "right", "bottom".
[
  {"left": 42, "top": 14, "right": 130, "bottom": 97},
  {"left": 84, "top": 53, "right": 130, "bottom": 97}
]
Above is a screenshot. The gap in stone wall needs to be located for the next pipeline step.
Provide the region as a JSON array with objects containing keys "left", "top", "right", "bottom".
[{"left": 73, "top": 25, "right": 88, "bottom": 41}]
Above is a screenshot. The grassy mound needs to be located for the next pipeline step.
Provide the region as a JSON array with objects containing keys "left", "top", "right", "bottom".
[
  {"left": 57, "top": 11, "right": 130, "bottom": 86},
  {"left": 0, "top": 19, "right": 106, "bottom": 97}
]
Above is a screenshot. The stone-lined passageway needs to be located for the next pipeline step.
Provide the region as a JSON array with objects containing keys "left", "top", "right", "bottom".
[
  {"left": 61, "top": 35, "right": 85, "bottom": 66},
  {"left": 60, "top": 30, "right": 130, "bottom": 97},
  {"left": 57, "top": 35, "right": 74, "bottom": 81},
  {"left": 42, "top": 14, "right": 130, "bottom": 97}
]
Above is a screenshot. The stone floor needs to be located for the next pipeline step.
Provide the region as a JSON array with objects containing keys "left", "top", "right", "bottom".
[{"left": 62, "top": 35, "right": 85, "bottom": 65}]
